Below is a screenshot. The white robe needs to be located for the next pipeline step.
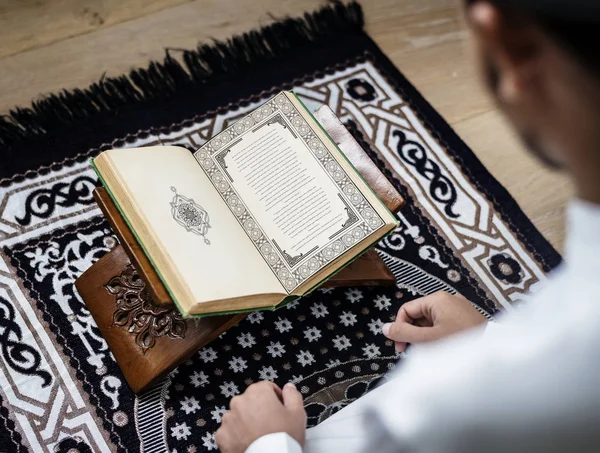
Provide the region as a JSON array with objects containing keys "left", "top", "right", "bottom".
[{"left": 246, "top": 199, "right": 600, "bottom": 453}]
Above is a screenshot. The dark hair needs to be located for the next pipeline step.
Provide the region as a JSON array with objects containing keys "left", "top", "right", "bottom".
[{"left": 466, "top": 0, "right": 600, "bottom": 76}]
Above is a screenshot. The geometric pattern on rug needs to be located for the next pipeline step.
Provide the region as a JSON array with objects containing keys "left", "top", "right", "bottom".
[{"left": 0, "top": 59, "right": 557, "bottom": 453}]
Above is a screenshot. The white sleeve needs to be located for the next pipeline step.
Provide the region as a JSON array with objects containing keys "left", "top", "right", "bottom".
[
  {"left": 484, "top": 318, "right": 498, "bottom": 334},
  {"left": 362, "top": 276, "right": 600, "bottom": 453},
  {"left": 245, "top": 433, "right": 303, "bottom": 453}
]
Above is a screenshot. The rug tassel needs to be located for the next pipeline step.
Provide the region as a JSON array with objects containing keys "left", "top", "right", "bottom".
[{"left": 0, "top": 0, "right": 363, "bottom": 150}]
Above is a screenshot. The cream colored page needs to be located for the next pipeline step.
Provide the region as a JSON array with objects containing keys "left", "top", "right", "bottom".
[
  {"left": 225, "top": 122, "right": 348, "bottom": 258},
  {"left": 107, "top": 146, "right": 284, "bottom": 303},
  {"left": 194, "top": 92, "right": 392, "bottom": 293}
]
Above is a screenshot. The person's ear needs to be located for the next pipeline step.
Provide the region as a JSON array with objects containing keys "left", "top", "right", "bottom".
[{"left": 468, "top": 1, "right": 543, "bottom": 105}]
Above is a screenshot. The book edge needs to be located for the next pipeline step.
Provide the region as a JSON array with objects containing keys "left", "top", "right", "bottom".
[{"left": 91, "top": 155, "right": 193, "bottom": 316}]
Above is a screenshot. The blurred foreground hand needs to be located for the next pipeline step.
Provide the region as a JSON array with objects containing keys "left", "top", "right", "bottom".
[{"left": 215, "top": 381, "right": 306, "bottom": 453}]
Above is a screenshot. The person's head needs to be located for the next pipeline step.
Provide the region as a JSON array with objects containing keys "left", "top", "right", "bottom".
[{"left": 464, "top": 0, "right": 600, "bottom": 203}]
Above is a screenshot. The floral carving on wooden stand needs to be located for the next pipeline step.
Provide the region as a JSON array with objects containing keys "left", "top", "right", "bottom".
[{"left": 104, "top": 265, "right": 186, "bottom": 353}]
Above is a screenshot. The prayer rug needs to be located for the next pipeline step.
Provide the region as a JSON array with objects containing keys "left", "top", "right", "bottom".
[{"left": 0, "top": 2, "right": 561, "bottom": 452}]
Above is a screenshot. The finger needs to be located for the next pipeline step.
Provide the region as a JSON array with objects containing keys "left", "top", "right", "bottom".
[
  {"left": 389, "top": 306, "right": 414, "bottom": 352},
  {"left": 229, "top": 395, "right": 242, "bottom": 411},
  {"left": 383, "top": 319, "right": 439, "bottom": 344},
  {"left": 214, "top": 427, "right": 228, "bottom": 450},
  {"left": 282, "top": 383, "right": 304, "bottom": 412},
  {"left": 269, "top": 382, "right": 283, "bottom": 401},
  {"left": 249, "top": 381, "right": 281, "bottom": 395},
  {"left": 221, "top": 411, "right": 233, "bottom": 425},
  {"left": 414, "top": 317, "right": 433, "bottom": 328},
  {"left": 249, "top": 381, "right": 284, "bottom": 404},
  {"left": 398, "top": 298, "right": 434, "bottom": 322},
  {"left": 394, "top": 341, "right": 407, "bottom": 353}
]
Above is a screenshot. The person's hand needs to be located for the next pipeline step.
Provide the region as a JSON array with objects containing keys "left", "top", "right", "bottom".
[
  {"left": 382, "top": 291, "right": 487, "bottom": 352},
  {"left": 215, "top": 381, "right": 306, "bottom": 453}
]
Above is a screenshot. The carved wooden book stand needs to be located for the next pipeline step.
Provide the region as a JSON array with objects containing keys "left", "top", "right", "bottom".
[{"left": 75, "top": 106, "right": 405, "bottom": 393}]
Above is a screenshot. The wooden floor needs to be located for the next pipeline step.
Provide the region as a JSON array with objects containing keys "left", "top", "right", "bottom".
[{"left": 0, "top": 0, "right": 572, "bottom": 251}]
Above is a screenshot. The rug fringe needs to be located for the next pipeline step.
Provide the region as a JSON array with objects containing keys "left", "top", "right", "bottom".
[{"left": 0, "top": 1, "right": 363, "bottom": 150}]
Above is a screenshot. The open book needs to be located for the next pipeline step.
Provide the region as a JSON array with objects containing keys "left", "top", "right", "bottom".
[{"left": 93, "top": 91, "right": 398, "bottom": 316}]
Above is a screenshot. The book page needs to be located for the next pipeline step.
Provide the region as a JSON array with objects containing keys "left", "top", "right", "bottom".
[
  {"left": 97, "top": 146, "right": 286, "bottom": 311},
  {"left": 194, "top": 92, "right": 391, "bottom": 293}
]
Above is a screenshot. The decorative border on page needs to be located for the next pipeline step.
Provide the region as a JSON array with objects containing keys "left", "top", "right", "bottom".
[{"left": 193, "top": 92, "right": 385, "bottom": 292}]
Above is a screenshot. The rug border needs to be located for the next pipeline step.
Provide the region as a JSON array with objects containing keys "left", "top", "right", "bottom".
[
  {"left": 3, "top": 217, "right": 135, "bottom": 452},
  {"left": 345, "top": 120, "right": 499, "bottom": 313},
  {"left": 360, "top": 38, "right": 562, "bottom": 273}
]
